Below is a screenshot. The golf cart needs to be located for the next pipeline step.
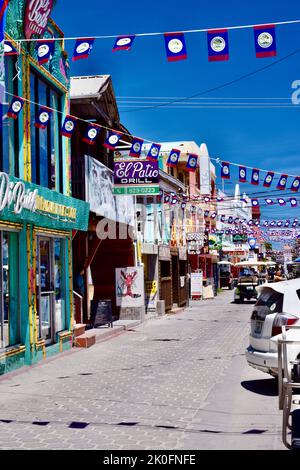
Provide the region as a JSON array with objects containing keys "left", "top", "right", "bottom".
[{"left": 233, "top": 261, "right": 269, "bottom": 303}]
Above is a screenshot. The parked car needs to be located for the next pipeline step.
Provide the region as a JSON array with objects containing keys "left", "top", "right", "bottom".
[{"left": 245, "top": 279, "right": 300, "bottom": 378}]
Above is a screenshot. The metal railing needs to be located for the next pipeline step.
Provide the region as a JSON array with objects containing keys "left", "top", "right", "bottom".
[
  {"left": 73, "top": 290, "right": 83, "bottom": 325},
  {"left": 278, "top": 325, "right": 300, "bottom": 449}
]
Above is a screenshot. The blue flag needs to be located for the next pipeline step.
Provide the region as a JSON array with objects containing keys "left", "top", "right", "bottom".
[
  {"left": 103, "top": 131, "right": 122, "bottom": 150},
  {"left": 186, "top": 154, "right": 198, "bottom": 172},
  {"left": 112, "top": 35, "right": 135, "bottom": 51},
  {"left": 61, "top": 115, "right": 77, "bottom": 138},
  {"left": 207, "top": 29, "right": 229, "bottom": 62},
  {"left": 4, "top": 40, "right": 18, "bottom": 55},
  {"left": 254, "top": 25, "right": 276, "bottom": 58},
  {"left": 35, "top": 106, "right": 52, "bottom": 129},
  {"left": 7, "top": 96, "right": 24, "bottom": 119},
  {"left": 166, "top": 149, "right": 180, "bottom": 167},
  {"left": 36, "top": 40, "right": 55, "bottom": 65},
  {"left": 221, "top": 162, "right": 230, "bottom": 179},
  {"left": 147, "top": 143, "right": 161, "bottom": 162},
  {"left": 164, "top": 32, "right": 187, "bottom": 62},
  {"left": 72, "top": 38, "right": 95, "bottom": 61},
  {"left": 83, "top": 124, "right": 99, "bottom": 145},
  {"left": 291, "top": 177, "right": 300, "bottom": 192},
  {"left": 251, "top": 168, "right": 259, "bottom": 185},
  {"left": 239, "top": 166, "right": 247, "bottom": 183},
  {"left": 129, "top": 137, "right": 143, "bottom": 158},
  {"left": 263, "top": 171, "right": 274, "bottom": 187},
  {"left": 277, "top": 174, "right": 288, "bottom": 190}
]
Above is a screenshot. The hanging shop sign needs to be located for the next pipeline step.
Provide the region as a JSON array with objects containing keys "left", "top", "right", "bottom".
[
  {"left": 179, "top": 246, "right": 187, "bottom": 260},
  {"left": 24, "top": 0, "right": 54, "bottom": 39},
  {"left": 115, "top": 266, "right": 145, "bottom": 308},
  {"left": 232, "top": 234, "right": 248, "bottom": 243},
  {"left": 85, "top": 156, "right": 134, "bottom": 226},
  {"left": 0, "top": 172, "right": 89, "bottom": 231},
  {"left": 199, "top": 155, "right": 211, "bottom": 195},
  {"left": 186, "top": 232, "right": 204, "bottom": 254},
  {"left": 113, "top": 159, "right": 160, "bottom": 195}
]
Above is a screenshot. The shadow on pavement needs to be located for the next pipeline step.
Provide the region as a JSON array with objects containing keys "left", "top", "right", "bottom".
[{"left": 241, "top": 377, "right": 278, "bottom": 396}]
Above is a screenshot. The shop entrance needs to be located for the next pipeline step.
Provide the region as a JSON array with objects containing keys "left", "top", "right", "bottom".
[{"left": 37, "top": 236, "right": 65, "bottom": 344}]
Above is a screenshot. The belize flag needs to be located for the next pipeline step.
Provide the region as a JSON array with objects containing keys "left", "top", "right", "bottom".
[
  {"left": 220, "top": 214, "right": 226, "bottom": 222},
  {"left": 221, "top": 162, "right": 230, "bottom": 179},
  {"left": 186, "top": 154, "right": 198, "bottom": 172},
  {"left": 72, "top": 38, "right": 95, "bottom": 61},
  {"left": 4, "top": 40, "right": 18, "bottom": 56},
  {"left": 277, "top": 198, "right": 286, "bottom": 206},
  {"left": 35, "top": 106, "right": 52, "bottom": 129},
  {"left": 147, "top": 143, "right": 161, "bottom": 162},
  {"left": 129, "top": 137, "right": 143, "bottom": 158},
  {"left": 265, "top": 198, "right": 274, "bottom": 205},
  {"left": 7, "top": 96, "right": 24, "bottom": 118},
  {"left": 164, "top": 32, "right": 187, "bottom": 62},
  {"left": 83, "top": 124, "right": 99, "bottom": 144},
  {"left": 252, "top": 198, "right": 259, "bottom": 206},
  {"left": 263, "top": 171, "right": 274, "bottom": 187},
  {"left": 290, "top": 198, "right": 298, "bottom": 208},
  {"left": 36, "top": 40, "right": 55, "bottom": 65},
  {"left": 239, "top": 166, "right": 247, "bottom": 183},
  {"left": 112, "top": 35, "right": 135, "bottom": 51},
  {"left": 291, "top": 176, "right": 300, "bottom": 192},
  {"left": 251, "top": 168, "right": 260, "bottom": 185},
  {"left": 166, "top": 149, "right": 181, "bottom": 167},
  {"left": 103, "top": 130, "right": 122, "bottom": 150},
  {"left": 60, "top": 115, "right": 77, "bottom": 138},
  {"left": 277, "top": 174, "right": 288, "bottom": 190},
  {"left": 207, "top": 29, "right": 229, "bottom": 61},
  {"left": 254, "top": 25, "right": 277, "bottom": 58}
]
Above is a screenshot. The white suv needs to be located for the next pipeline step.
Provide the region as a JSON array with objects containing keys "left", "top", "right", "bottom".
[{"left": 245, "top": 279, "right": 300, "bottom": 377}]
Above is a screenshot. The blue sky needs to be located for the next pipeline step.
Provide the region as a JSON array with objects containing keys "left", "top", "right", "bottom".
[{"left": 52, "top": 0, "right": 300, "bottom": 226}]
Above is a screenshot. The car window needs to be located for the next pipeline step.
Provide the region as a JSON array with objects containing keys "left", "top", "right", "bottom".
[{"left": 255, "top": 287, "right": 283, "bottom": 313}]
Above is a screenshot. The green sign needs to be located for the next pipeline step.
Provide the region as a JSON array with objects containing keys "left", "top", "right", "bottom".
[
  {"left": 0, "top": 173, "right": 90, "bottom": 231},
  {"left": 114, "top": 186, "right": 160, "bottom": 195}
]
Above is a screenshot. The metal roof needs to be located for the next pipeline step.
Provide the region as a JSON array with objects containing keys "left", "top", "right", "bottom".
[{"left": 70, "top": 75, "right": 111, "bottom": 100}]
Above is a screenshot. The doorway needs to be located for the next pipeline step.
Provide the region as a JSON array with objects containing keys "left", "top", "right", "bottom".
[{"left": 36, "top": 236, "right": 66, "bottom": 344}]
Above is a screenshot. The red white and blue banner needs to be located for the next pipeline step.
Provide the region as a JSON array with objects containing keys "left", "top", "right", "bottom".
[
  {"left": 7, "top": 96, "right": 24, "bottom": 118},
  {"left": 277, "top": 174, "right": 288, "bottom": 190},
  {"left": 147, "top": 143, "right": 161, "bottom": 162},
  {"left": 265, "top": 198, "right": 274, "bottom": 205},
  {"left": 164, "top": 32, "right": 187, "bottom": 62},
  {"left": 254, "top": 25, "right": 277, "bottom": 58},
  {"left": 4, "top": 40, "right": 18, "bottom": 55},
  {"left": 251, "top": 168, "right": 260, "bottom": 185},
  {"left": 277, "top": 198, "right": 286, "bottom": 206},
  {"left": 36, "top": 40, "right": 55, "bottom": 65},
  {"left": 166, "top": 149, "right": 181, "bottom": 167},
  {"left": 103, "top": 131, "right": 122, "bottom": 150},
  {"left": 129, "top": 137, "right": 143, "bottom": 158},
  {"left": 60, "top": 115, "right": 77, "bottom": 138},
  {"left": 263, "top": 171, "right": 274, "bottom": 187},
  {"left": 35, "top": 106, "right": 52, "bottom": 129},
  {"left": 221, "top": 162, "right": 230, "bottom": 179},
  {"left": 72, "top": 38, "right": 95, "bottom": 61},
  {"left": 239, "top": 166, "right": 247, "bottom": 183},
  {"left": 186, "top": 154, "right": 198, "bottom": 172},
  {"left": 207, "top": 29, "right": 229, "bottom": 61},
  {"left": 290, "top": 198, "right": 298, "bottom": 207},
  {"left": 291, "top": 177, "right": 300, "bottom": 192},
  {"left": 252, "top": 198, "right": 259, "bottom": 206},
  {"left": 83, "top": 124, "right": 99, "bottom": 144},
  {"left": 112, "top": 35, "right": 135, "bottom": 51}
]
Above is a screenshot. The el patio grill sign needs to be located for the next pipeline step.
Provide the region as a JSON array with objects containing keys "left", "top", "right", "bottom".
[
  {"left": 24, "top": 0, "right": 54, "bottom": 39},
  {"left": 114, "top": 160, "right": 160, "bottom": 195}
]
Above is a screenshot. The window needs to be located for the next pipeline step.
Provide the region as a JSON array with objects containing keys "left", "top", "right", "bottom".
[
  {"left": 0, "top": 57, "right": 19, "bottom": 176},
  {"left": 30, "top": 69, "right": 63, "bottom": 191},
  {"left": 0, "top": 231, "right": 20, "bottom": 349}
]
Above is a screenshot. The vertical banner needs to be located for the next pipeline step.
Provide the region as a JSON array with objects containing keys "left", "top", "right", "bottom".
[
  {"left": 254, "top": 25, "right": 277, "bottom": 58},
  {"left": 0, "top": 0, "right": 6, "bottom": 106},
  {"left": 207, "top": 29, "right": 229, "bottom": 61},
  {"left": 200, "top": 155, "right": 211, "bottom": 194}
]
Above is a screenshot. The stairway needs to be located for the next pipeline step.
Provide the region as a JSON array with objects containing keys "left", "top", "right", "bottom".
[{"left": 73, "top": 323, "right": 96, "bottom": 348}]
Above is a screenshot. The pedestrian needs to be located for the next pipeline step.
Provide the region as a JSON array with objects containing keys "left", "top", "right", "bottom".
[{"left": 74, "top": 264, "right": 85, "bottom": 297}]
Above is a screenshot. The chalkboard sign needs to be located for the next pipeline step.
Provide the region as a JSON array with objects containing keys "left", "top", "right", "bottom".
[{"left": 91, "top": 299, "right": 113, "bottom": 328}]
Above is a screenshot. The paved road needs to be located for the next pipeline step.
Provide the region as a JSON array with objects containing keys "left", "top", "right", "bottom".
[{"left": 0, "top": 290, "right": 284, "bottom": 449}]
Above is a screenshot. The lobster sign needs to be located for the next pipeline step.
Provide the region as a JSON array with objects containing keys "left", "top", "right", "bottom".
[{"left": 24, "top": 0, "right": 53, "bottom": 39}]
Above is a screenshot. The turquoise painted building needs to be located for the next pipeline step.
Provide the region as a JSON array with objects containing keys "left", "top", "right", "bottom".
[{"left": 0, "top": 0, "right": 89, "bottom": 375}]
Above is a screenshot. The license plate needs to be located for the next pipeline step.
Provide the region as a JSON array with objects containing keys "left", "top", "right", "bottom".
[
  {"left": 254, "top": 321, "right": 263, "bottom": 335},
  {"left": 246, "top": 286, "right": 253, "bottom": 290}
]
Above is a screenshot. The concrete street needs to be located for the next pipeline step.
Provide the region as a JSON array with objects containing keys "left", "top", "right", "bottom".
[{"left": 0, "top": 290, "right": 284, "bottom": 450}]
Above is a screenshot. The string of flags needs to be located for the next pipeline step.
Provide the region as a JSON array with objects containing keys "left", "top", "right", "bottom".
[
  {"left": 5, "top": 93, "right": 300, "bottom": 185},
  {"left": 221, "top": 161, "right": 300, "bottom": 193},
  {"left": 7, "top": 21, "right": 296, "bottom": 64}
]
